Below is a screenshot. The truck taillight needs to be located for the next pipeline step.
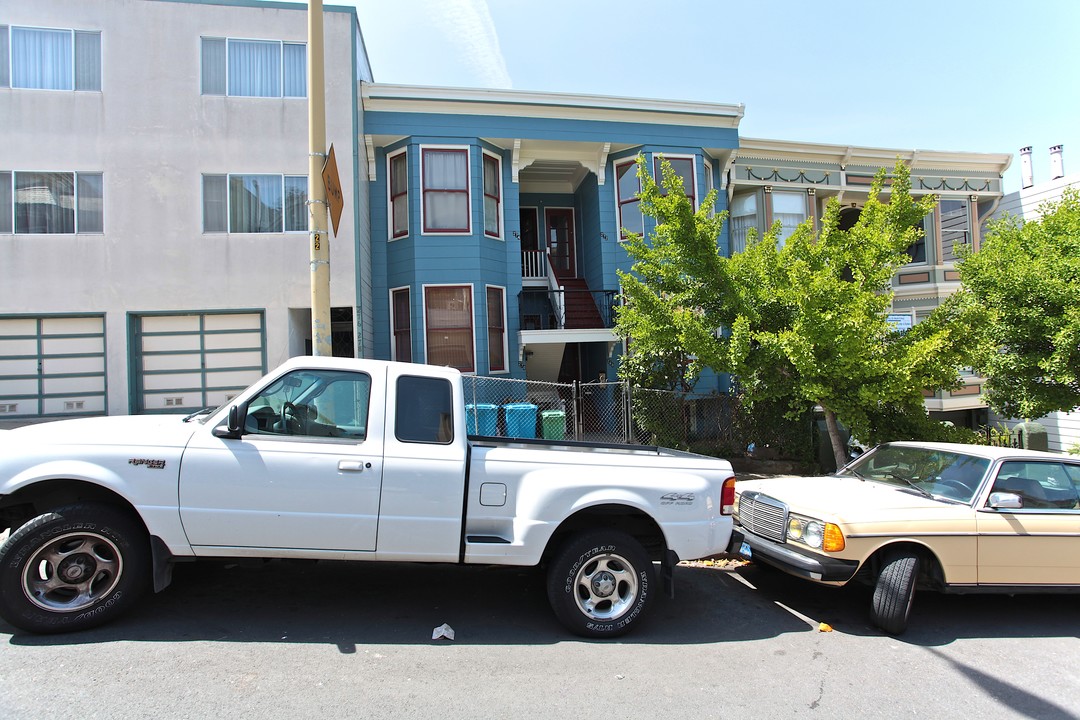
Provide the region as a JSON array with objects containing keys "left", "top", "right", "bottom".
[{"left": 720, "top": 476, "right": 736, "bottom": 515}]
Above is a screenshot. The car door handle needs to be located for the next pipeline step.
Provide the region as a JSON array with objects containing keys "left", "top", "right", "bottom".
[{"left": 338, "top": 460, "right": 371, "bottom": 472}]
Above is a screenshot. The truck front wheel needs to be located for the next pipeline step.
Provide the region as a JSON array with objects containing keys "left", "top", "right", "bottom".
[
  {"left": 547, "top": 530, "right": 655, "bottom": 638},
  {"left": 0, "top": 504, "right": 150, "bottom": 634}
]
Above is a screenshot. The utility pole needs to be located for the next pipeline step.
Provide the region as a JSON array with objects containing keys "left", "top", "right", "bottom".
[{"left": 307, "top": 0, "right": 332, "bottom": 356}]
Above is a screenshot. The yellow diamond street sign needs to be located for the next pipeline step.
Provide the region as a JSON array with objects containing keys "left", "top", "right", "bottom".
[{"left": 321, "top": 143, "right": 344, "bottom": 236}]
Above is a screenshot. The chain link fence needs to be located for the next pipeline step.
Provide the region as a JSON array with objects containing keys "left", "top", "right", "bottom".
[{"left": 461, "top": 376, "right": 815, "bottom": 462}]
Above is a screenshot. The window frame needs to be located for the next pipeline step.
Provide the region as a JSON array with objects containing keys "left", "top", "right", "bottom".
[
  {"left": 390, "top": 286, "right": 412, "bottom": 362},
  {"left": 729, "top": 191, "right": 759, "bottom": 255},
  {"left": 615, "top": 158, "right": 643, "bottom": 241},
  {"left": 937, "top": 197, "right": 971, "bottom": 263},
  {"left": 420, "top": 145, "right": 471, "bottom": 235},
  {"left": 387, "top": 148, "right": 409, "bottom": 240},
  {"left": 5, "top": 170, "right": 104, "bottom": 234},
  {"left": 703, "top": 158, "right": 715, "bottom": 217},
  {"left": 486, "top": 285, "right": 507, "bottom": 373},
  {"left": 201, "top": 173, "right": 308, "bottom": 234},
  {"left": 770, "top": 189, "right": 807, "bottom": 248},
  {"left": 422, "top": 283, "right": 475, "bottom": 373},
  {"left": 652, "top": 154, "right": 698, "bottom": 211},
  {"left": 482, "top": 150, "right": 503, "bottom": 240},
  {"left": 4, "top": 25, "right": 102, "bottom": 93},
  {"left": 199, "top": 36, "right": 307, "bottom": 99}
]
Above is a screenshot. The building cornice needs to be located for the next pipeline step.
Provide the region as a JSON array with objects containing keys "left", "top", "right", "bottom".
[
  {"left": 736, "top": 137, "right": 1012, "bottom": 176},
  {"left": 361, "top": 83, "right": 744, "bottom": 128}
]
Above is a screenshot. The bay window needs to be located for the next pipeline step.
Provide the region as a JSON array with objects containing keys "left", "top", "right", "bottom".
[
  {"left": 2, "top": 171, "right": 103, "bottom": 234},
  {"left": 938, "top": 199, "right": 970, "bottom": 262},
  {"left": 653, "top": 156, "right": 696, "bottom": 209},
  {"left": 729, "top": 193, "right": 757, "bottom": 254},
  {"left": 424, "top": 285, "right": 474, "bottom": 372},
  {"left": 391, "top": 287, "right": 412, "bottom": 362},
  {"left": 487, "top": 286, "right": 506, "bottom": 372},
  {"left": 616, "top": 160, "right": 643, "bottom": 239},
  {"left": 483, "top": 152, "right": 502, "bottom": 238},
  {"left": 388, "top": 150, "right": 408, "bottom": 239},
  {"left": 422, "top": 148, "right": 469, "bottom": 233},
  {"left": 770, "top": 190, "right": 807, "bottom": 248}
]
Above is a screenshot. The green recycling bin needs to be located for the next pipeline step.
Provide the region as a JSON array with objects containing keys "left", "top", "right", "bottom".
[{"left": 541, "top": 409, "right": 566, "bottom": 440}]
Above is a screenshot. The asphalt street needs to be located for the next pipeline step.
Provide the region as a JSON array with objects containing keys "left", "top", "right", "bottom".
[{"left": 1, "top": 558, "right": 1077, "bottom": 719}]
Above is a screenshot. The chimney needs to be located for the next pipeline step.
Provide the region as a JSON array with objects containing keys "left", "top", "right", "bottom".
[
  {"left": 1020, "top": 146, "right": 1034, "bottom": 188},
  {"left": 1050, "top": 144, "right": 1065, "bottom": 180}
]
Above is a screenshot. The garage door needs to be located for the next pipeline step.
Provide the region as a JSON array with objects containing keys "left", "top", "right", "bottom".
[
  {"left": 0, "top": 315, "right": 107, "bottom": 419},
  {"left": 131, "top": 312, "right": 266, "bottom": 414}
]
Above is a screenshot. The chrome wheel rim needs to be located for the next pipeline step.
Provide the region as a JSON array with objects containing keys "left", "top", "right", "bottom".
[
  {"left": 572, "top": 552, "right": 639, "bottom": 621},
  {"left": 22, "top": 531, "right": 124, "bottom": 613}
]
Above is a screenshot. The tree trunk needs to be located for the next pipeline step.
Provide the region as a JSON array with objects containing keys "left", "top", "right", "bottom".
[{"left": 823, "top": 406, "right": 848, "bottom": 471}]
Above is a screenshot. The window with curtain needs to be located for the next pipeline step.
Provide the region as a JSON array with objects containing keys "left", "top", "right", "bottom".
[
  {"left": 771, "top": 191, "right": 806, "bottom": 248},
  {"left": 653, "top": 156, "right": 696, "bottom": 209},
  {"left": 202, "top": 174, "right": 307, "bottom": 233},
  {"left": 487, "top": 286, "right": 506, "bottom": 372},
  {"left": 483, "top": 153, "right": 501, "bottom": 238},
  {"left": 389, "top": 150, "right": 408, "bottom": 238},
  {"left": 6, "top": 26, "right": 101, "bottom": 91},
  {"left": 8, "top": 171, "right": 103, "bottom": 234},
  {"left": 424, "top": 285, "right": 474, "bottom": 372},
  {"left": 729, "top": 193, "right": 757, "bottom": 254},
  {"left": 422, "top": 148, "right": 469, "bottom": 233},
  {"left": 616, "top": 160, "right": 643, "bottom": 239},
  {"left": 392, "top": 288, "right": 412, "bottom": 362},
  {"left": 939, "top": 199, "right": 970, "bottom": 262},
  {"left": 200, "top": 37, "right": 306, "bottom": 98}
]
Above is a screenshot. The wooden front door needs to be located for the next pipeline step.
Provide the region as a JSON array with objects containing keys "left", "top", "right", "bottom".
[{"left": 545, "top": 208, "right": 575, "bottom": 279}]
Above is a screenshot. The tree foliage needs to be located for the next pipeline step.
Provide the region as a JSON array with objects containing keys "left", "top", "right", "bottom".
[
  {"left": 616, "top": 156, "right": 975, "bottom": 467},
  {"left": 956, "top": 187, "right": 1080, "bottom": 419}
]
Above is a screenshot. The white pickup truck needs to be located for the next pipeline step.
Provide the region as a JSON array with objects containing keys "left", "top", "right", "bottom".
[{"left": 0, "top": 357, "right": 735, "bottom": 637}]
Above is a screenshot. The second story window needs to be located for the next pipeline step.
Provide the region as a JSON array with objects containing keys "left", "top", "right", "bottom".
[
  {"left": 388, "top": 150, "right": 408, "bottom": 239},
  {"left": 1, "top": 26, "right": 101, "bottom": 91},
  {"left": 421, "top": 148, "right": 470, "bottom": 234},
  {"left": 770, "top": 190, "right": 806, "bottom": 248},
  {"left": 729, "top": 193, "right": 757, "bottom": 254},
  {"left": 201, "top": 37, "right": 306, "bottom": 98},
  {"left": 939, "top": 199, "right": 970, "bottom": 262},
  {"left": 202, "top": 174, "right": 308, "bottom": 234},
  {"left": 391, "top": 287, "right": 412, "bottom": 362},
  {"left": 653, "top": 156, "right": 697, "bottom": 209},
  {"left": 483, "top": 152, "right": 502, "bottom": 239},
  {"left": 1, "top": 171, "right": 103, "bottom": 234},
  {"left": 616, "top": 160, "right": 643, "bottom": 239}
]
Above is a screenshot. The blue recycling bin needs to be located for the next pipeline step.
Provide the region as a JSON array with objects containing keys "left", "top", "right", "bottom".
[
  {"left": 502, "top": 402, "right": 538, "bottom": 438},
  {"left": 465, "top": 403, "right": 498, "bottom": 435}
]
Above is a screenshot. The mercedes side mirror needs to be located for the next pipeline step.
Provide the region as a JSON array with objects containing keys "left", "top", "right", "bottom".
[{"left": 987, "top": 491, "right": 1023, "bottom": 510}]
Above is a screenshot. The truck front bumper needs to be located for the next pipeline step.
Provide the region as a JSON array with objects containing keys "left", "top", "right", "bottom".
[{"left": 730, "top": 526, "right": 860, "bottom": 584}]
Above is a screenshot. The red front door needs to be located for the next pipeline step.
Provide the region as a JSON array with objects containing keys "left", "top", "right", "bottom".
[{"left": 545, "top": 208, "right": 575, "bottom": 279}]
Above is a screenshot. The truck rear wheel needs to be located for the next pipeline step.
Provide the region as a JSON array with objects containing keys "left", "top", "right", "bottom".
[
  {"left": 0, "top": 504, "right": 150, "bottom": 634},
  {"left": 547, "top": 530, "right": 655, "bottom": 638}
]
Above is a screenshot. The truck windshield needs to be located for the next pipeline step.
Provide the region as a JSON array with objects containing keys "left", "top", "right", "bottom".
[{"left": 839, "top": 445, "right": 991, "bottom": 503}]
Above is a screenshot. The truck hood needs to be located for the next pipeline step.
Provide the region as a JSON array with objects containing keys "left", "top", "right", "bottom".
[
  {"left": 737, "top": 474, "right": 961, "bottom": 523},
  {"left": 1, "top": 414, "right": 201, "bottom": 451}
]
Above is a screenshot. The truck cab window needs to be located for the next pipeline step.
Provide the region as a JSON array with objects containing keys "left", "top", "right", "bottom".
[
  {"left": 244, "top": 369, "right": 371, "bottom": 440},
  {"left": 396, "top": 375, "right": 453, "bottom": 444}
]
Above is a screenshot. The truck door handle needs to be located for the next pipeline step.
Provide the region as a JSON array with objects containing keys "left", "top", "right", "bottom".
[{"left": 338, "top": 460, "right": 371, "bottom": 472}]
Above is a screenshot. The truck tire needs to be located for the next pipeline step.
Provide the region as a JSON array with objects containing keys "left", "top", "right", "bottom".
[
  {"left": 0, "top": 504, "right": 150, "bottom": 634},
  {"left": 870, "top": 549, "right": 919, "bottom": 635},
  {"left": 547, "top": 530, "right": 655, "bottom": 638}
]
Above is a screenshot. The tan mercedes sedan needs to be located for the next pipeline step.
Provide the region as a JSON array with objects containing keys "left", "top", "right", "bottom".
[{"left": 731, "top": 442, "right": 1080, "bottom": 634}]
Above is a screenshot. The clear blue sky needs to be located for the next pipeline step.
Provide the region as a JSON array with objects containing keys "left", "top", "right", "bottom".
[{"left": 314, "top": 0, "right": 1079, "bottom": 193}]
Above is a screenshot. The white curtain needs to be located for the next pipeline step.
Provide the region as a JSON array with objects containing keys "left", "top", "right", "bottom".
[
  {"left": 15, "top": 172, "right": 75, "bottom": 233},
  {"left": 200, "top": 37, "right": 226, "bottom": 95},
  {"left": 74, "top": 31, "right": 100, "bottom": 91},
  {"left": 771, "top": 191, "right": 806, "bottom": 248},
  {"left": 12, "top": 27, "right": 72, "bottom": 90},
  {"left": 283, "top": 42, "right": 306, "bottom": 97},
  {"left": 423, "top": 150, "right": 468, "bottom": 231},
  {"left": 228, "top": 39, "right": 280, "bottom": 97},
  {"left": 229, "top": 174, "right": 282, "bottom": 232},
  {"left": 202, "top": 175, "right": 227, "bottom": 232},
  {"left": 729, "top": 193, "right": 757, "bottom": 254},
  {"left": 1, "top": 26, "right": 11, "bottom": 88}
]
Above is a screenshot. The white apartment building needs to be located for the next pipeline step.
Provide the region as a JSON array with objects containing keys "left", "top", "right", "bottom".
[{"left": 1, "top": 0, "right": 373, "bottom": 418}]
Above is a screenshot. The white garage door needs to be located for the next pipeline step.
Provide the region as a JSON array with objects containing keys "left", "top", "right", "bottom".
[
  {"left": 132, "top": 312, "right": 266, "bottom": 414},
  {"left": 0, "top": 315, "right": 107, "bottom": 419}
]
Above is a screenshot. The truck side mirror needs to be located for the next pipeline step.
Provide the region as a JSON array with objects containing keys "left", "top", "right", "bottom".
[{"left": 212, "top": 405, "right": 244, "bottom": 439}]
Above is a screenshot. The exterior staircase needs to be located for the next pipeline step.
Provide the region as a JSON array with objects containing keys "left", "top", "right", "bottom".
[{"left": 560, "top": 278, "right": 604, "bottom": 329}]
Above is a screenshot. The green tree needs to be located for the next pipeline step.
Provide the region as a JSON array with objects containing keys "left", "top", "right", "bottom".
[
  {"left": 956, "top": 188, "right": 1080, "bottom": 419},
  {"left": 616, "top": 156, "right": 974, "bottom": 468}
]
